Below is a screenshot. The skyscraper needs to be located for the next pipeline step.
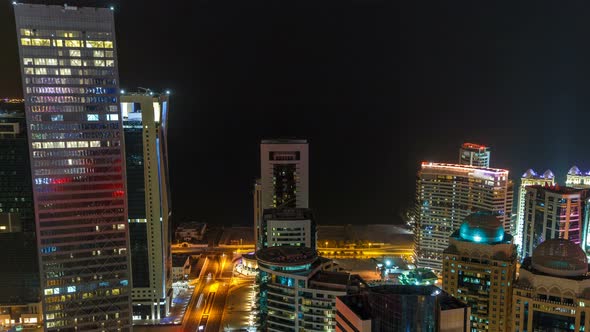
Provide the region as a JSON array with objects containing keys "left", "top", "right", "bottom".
[
  {"left": 512, "top": 239, "right": 590, "bottom": 331},
  {"left": 14, "top": 3, "right": 132, "bottom": 330},
  {"left": 121, "top": 92, "right": 172, "bottom": 320},
  {"left": 521, "top": 184, "right": 588, "bottom": 259},
  {"left": 442, "top": 212, "right": 517, "bottom": 332},
  {"left": 256, "top": 139, "right": 309, "bottom": 251},
  {"left": 459, "top": 142, "right": 490, "bottom": 167},
  {"left": 515, "top": 169, "right": 555, "bottom": 251},
  {"left": 414, "top": 162, "right": 513, "bottom": 271}
]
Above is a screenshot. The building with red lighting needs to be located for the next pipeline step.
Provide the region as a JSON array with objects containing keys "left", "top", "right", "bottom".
[{"left": 459, "top": 142, "right": 490, "bottom": 168}]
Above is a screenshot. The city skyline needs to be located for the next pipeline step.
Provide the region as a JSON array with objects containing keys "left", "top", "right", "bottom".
[{"left": 2, "top": 2, "right": 590, "bottom": 226}]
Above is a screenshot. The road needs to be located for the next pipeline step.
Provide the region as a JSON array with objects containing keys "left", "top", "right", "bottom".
[{"left": 182, "top": 253, "right": 234, "bottom": 332}]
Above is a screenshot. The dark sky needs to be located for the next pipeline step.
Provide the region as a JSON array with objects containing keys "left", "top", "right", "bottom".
[{"left": 1, "top": 1, "right": 590, "bottom": 226}]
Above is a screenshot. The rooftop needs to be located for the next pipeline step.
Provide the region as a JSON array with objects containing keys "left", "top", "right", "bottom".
[
  {"left": 255, "top": 246, "right": 317, "bottom": 266},
  {"left": 530, "top": 239, "right": 588, "bottom": 277},
  {"left": 527, "top": 184, "right": 585, "bottom": 195},
  {"left": 461, "top": 142, "right": 488, "bottom": 150},
  {"left": 261, "top": 139, "right": 308, "bottom": 144},
  {"left": 420, "top": 162, "right": 508, "bottom": 175},
  {"left": 457, "top": 211, "right": 507, "bottom": 244},
  {"left": 310, "top": 271, "right": 351, "bottom": 286},
  {"left": 521, "top": 168, "right": 555, "bottom": 179}
]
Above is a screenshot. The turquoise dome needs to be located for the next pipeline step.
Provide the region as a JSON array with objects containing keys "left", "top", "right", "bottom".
[{"left": 459, "top": 212, "right": 504, "bottom": 243}]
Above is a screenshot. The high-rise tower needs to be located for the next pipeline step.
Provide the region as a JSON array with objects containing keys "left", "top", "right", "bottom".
[
  {"left": 459, "top": 142, "right": 490, "bottom": 167},
  {"left": 515, "top": 169, "right": 554, "bottom": 252},
  {"left": 414, "top": 162, "right": 513, "bottom": 271},
  {"left": 121, "top": 91, "right": 172, "bottom": 321},
  {"left": 14, "top": 3, "right": 132, "bottom": 330}
]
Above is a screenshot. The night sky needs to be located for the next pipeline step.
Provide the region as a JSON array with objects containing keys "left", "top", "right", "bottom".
[{"left": 1, "top": 1, "right": 590, "bottom": 227}]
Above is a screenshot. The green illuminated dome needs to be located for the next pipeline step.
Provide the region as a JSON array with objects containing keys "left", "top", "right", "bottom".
[
  {"left": 532, "top": 239, "right": 588, "bottom": 277},
  {"left": 459, "top": 211, "right": 504, "bottom": 243}
]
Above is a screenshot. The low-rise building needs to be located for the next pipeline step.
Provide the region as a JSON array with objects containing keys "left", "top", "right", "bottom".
[
  {"left": 175, "top": 222, "right": 207, "bottom": 242},
  {"left": 172, "top": 255, "right": 191, "bottom": 281}
]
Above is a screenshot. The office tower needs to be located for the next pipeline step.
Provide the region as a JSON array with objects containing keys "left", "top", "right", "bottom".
[
  {"left": 259, "top": 208, "right": 316, "bottom": 249},
  {"left": 521, "top": 185, "right": 588, "bottom": 259},
  {"left": 14, "top": 3, "right": 132, "bottom": 331},
  {"left": 512, "top": 239, "right": 590, "bottom": 331},
  {"left": 414, "top": 162, "right": 513, "bottom": 271},
  {"left": 459, "top": 142, "right": 490, "bottom": 167},
  {"left": 566, "top": 165, "right": 590, "bottom": 189},
  {"left": 254, "top": 178, "right": 262, "bottom": 250},
  {"left": 0, "top": 100, "right": 42, "bottom": 328},
  {"left": 335, "top": 285, "right": 470, "bottom": 332},
  {"left": 515, "top": 169, "right": 555, "bottom": 251},
  {"left": 121, "top": 92, "right": 172, "bottom": 320},
  {"left": 256, "top": 139, "right": 309, "bottom": 251},
  {"left": 256, "top": 246, "right": 361, "bottom": 332},
  {"left": 442, "top": 212, "right": 517, "bottom": 332},
  {"left": 260, "top": 139, "right": 309, "bottom": 209}
]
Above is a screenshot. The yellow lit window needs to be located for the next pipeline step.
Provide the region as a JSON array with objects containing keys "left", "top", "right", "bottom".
[
  {"left": 23, "top": 58, "right": 33, "bottom": 65},
  {"left": 20, "top": 29, "right": 33, "bottom": 36},
  {"left": 104, "top": 41, "right": 113, "bottom": 48},
  {"left": 34, "top": 68, "right": 47, "bottom": 75},
  {"left": 71, "top": 59, "right": 82, "bottom": 66},
  {"left": 24, "top": 68, "right": 34, "bottom": 75},
  {"left": 69, "top": 50, "right": 81, "bottom": 57},
  {"left": 112, "top": 288, "right": 120, "bottom": 296},
  {"left": 46, "top": 58, "right": 58, "bottom": 66},
  {"left": 53, "top": 39, "right": 63, "bottom": 47},
  {"left": 65, "top": 40, "right": 81, "bottom": 47},
  {"left": 105, "top": 51, "right": 114, "bottom": 58},
  {"left": 60, "top": 68, "right": 71, "bottom": 76},
  {"left": 86, "top": 40, "right": 104, "bottom": 48},
  {"left": 106, "top": 60, "right": 115, "bottom": 67},
  {"left": 31, "top": 38, "right": 51, "bottom": 46},
  {"left": 94, "top": 60, "right": 106, "bottom": 67},
  {"left": 21, "top": 38, "right": 31, "bottom": 46},
  {"left": 90, "top": 141, "right": 101, "bottom": 147},
  {"left": 93, "top": 50, "right": 105, "bottom": 57}
]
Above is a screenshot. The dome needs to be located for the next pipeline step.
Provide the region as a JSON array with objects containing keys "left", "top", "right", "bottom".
[
  {"left": 568, "top": 166, "right": 582, "bottom": 176},
  {"left": 522, "top": 169, "right": 537, "bottom": 178},
  {"left": 459, "top": 212, "right": 504, "bottom": 243},
  {"left": 542, "top": 169, "right": 555, "bottom": 179},
  {"left": 532, "top": 239, "right": 588, "bottom": 277}
]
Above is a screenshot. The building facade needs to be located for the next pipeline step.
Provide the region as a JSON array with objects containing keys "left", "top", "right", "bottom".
[
  {"left": 414, "top": 162, "right": 513, "bottom": 271},
  {"left": 442, "top": 212, "right": 517, "bottom": 332},
  {"left": 566, "top": 166, "right": 590, "bottom": 189},
  {"left": 515, "top": 169, "right": 555, "bottom": 252},
  {"left": 512, "top": 239, "right": 590, "bottom": 332},
  {"left": 459, "top": 142, "right": 490, "bottom": 167},
  {"left": 121, "top": 92, "right": 172, "bottom": 320},
  {"left": 256, "top": 247, "right": 360, "bottom": 332},
  {"left": 260, "top": 208, "right": 316, "bottom": 250},
  {"left": 14, "top": 3, "right": 132, "bottom": 330},
  {"left": 521, "top": 185, "right": 588, "bottom": 259},
  {"left": 254, "top": 178, "right": 263, "bottom": 250},
  {"left": 335, "top": 285, "right": 470, "bottom": 332}
]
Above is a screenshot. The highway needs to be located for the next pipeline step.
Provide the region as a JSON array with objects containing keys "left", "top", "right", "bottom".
[{"left": 182, "top": 253, "right": 234, "bottom": 332}]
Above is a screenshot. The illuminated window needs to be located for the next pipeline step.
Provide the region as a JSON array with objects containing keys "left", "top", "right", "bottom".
[
  {"left": 94, "top": 59, "right": 105, "bottom": 67},
  {"left": 21, "top": 38, "right": 31, "bottom": 46},
  {"left": 86, "top": 40, "right": 104, "bottom": 48},
  {"left": 69, "top": 49, "right": 81, "bottom": 57},
  {"left": 107, "top": 114, "right": 118, "bottom": 121},
  {"left": 105, "top": 51, "right": 114, "bottom": 58},
  {"left": 106, "top": 60, "right": 115, "bottom": 67},
  {"left": 60, "top": 68, "right": 71, "bottom": 76},
  {"left": 53, "top": 39, "right": 63, "bottom": 47},
  {"left": 35, "top": 68, "right": 47, "bottom": 75},
  {"left": 23, "top": 58, "right": 33, "bottom": 65},
  {"left": 90, "top": 141, "right": 100, "bottom": 147},
  {"left": 105, "top": 41, "right": 113, "bottom": 48},
  {"left": 24, "top": 68, "right": 34, "bottom": 75},
  {"left": 20, "top": 29, "right": 33, "bottom": 36},
  {"left": 87, "top": 114, "right": 99, "bottom": 121},
  {"left": 65, "top": 40, "right": 81, "bottom": 47},
  {"left": 93, "top": 50, "right": 105, "bottom": 57},
  {"left": 71, "top": 59, "right": 82, "bottom": 66},
  {"left": 67, "top": 286, "right": 76, "bottom": 293},
  {"left": 31, "top": 38, "right": 51, "bottom": 46},
  {"left": 51, "top": 115, "right": 63, "bottom": 122}
]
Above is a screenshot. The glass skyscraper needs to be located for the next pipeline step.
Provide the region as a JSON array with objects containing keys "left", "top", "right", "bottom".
[{"left": 13, "top": 3, "right": 132, "bottom": 330}]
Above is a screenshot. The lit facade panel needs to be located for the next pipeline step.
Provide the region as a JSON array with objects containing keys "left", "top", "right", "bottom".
[
  {"left": 459, "top": 142, "right": 491, "bottom": 168},
  {"left": 521, "top": 185, "right": 588, "bottom": 259},
  {"left": 260, "top": 208, "right": 316, "bottom": 250},
  {"left": 13, "top": 4, "right": 131, "bottom": 331},
  {"left": 121, "top": 94, "right": 172, "bottom": 321},
  {"left": 413, "top": 162, "right": 513, "bottom": 271}
]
